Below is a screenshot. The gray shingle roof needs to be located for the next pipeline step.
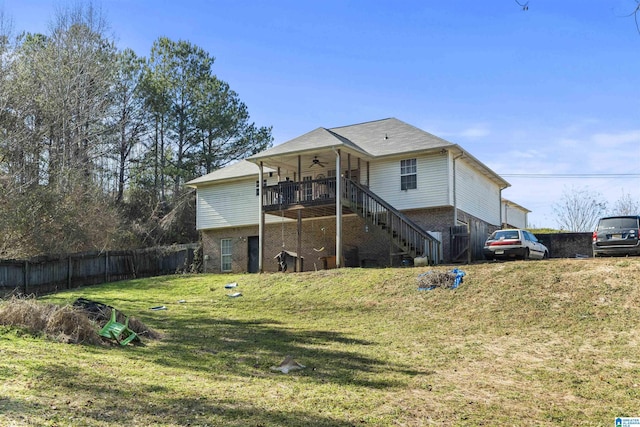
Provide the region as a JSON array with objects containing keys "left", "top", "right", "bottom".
[
  {"left": 186, "top": 160, "right": 275, "bottom": 186},
  {"left": 190, "top": 118, "right": 508, "bottom": 188},
  {"left": 328, "top": 118, "right": 454, "bottom": 157},
  {"left": 247, "top": 118, "right": 453, "bottom": 161},
  {"left": 247, "top": 127, "right": 366, "bottom": 160}
]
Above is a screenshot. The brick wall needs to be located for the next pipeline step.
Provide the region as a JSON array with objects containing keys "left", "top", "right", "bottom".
[
  {"left": 201, "top": 226, "right": 257, "bottom": 273},
  {"left": 201, "top": 205, "right": 506, "bottom": 272},
  {"left": 404, "top": 207, "right": 454, "bottom": 262},
  {"left": 405, "top": 207, "right": 499, "bottom": 263},
  {"left": 202, "top": 225, "right": 596, "bottom": 273},
  {"left": 201, "top": 206, "right": 504, "bottom": 272},
  {"left": 202, "top": 215, "right": 402, "bottom": 273}
]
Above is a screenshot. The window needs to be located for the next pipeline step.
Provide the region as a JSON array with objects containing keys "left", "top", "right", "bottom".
[
  {"left": 597, "top": 216, "right": 640, "bottom": 230},
  {"left": 221, "top": 239, "right": 232, "bottom": 272},
  {"left": 400, "top": 159, "right": 417, "bottom": 190}
]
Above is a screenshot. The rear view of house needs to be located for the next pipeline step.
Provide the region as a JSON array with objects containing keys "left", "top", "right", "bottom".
[{"left": 187, "top": 118, "right": 511, "bottom": 273}]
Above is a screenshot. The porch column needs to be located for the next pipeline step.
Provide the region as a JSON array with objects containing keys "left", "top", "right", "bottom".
[
  {"left": 258, "top": 162, "right": 265, "bottom": 272},
  {"left": 296, "top": 155, "right": 303, "bottom": 272},
  {"left": 297, "top": 155, "right": 302, "bottom": 202},
  {"left": 335, "top": 149, "right": 342, "bottom": 268}
]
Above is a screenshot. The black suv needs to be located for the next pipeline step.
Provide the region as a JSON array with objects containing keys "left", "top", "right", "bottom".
[{"left": 592, "top": 215, "right": 640, "bottom": 257}]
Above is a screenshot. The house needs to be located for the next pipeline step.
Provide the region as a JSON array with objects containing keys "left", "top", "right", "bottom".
[
  {"left": 501, "top": 198, "right": 530, "bottom": 229},
  {"left": 187, "top": 118, "right": 511, "bottom": 273}
]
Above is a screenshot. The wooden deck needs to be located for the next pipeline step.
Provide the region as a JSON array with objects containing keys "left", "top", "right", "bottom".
[
  {"left": 261, "top": 177, "right": 441, "bottom": 263},
  {"left": 263, "top": 177, "right": 343, "bottom": 219}
]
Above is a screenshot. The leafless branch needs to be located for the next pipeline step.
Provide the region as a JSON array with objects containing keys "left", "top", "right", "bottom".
[
  {"left": 626, "top": 1, "right": 640, "bottom": 34},
  {"left": 514, "top": 0, "right": 529, "bottom": 11}
]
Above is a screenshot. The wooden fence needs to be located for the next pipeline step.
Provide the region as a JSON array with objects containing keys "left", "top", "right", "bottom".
[
  {"left": 450, "top": 219, "right": 490, "bottom": 263},
  {"left": 0, "top": 244, "right": 200, "bottom": 298}
]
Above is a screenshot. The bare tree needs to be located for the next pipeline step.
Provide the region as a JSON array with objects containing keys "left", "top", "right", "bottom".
[
  {"left": 514, "top": 1, "right": 529, "bottom": 11},
  {"left": 553, "top": 186, "right": 607, "bottom": 232},
  {"left": 107, "top": 48, "right": 147, "bottom": 202},
  {"left": 514, "top": 1, "right": 640, "bottom": 34},
  {"left": 627, "top": 1, "right": 640, "bottom": 33},
  {"left": 610, "top": 191, "right": 640, "bottom": 216},
  {"left": 43, "top": 3, "right": 117, "bottom": 188}
]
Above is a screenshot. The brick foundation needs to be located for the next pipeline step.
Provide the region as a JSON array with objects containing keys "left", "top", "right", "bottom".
[{"left": 201, "top": 207, "right": 496, "bottom": 272}]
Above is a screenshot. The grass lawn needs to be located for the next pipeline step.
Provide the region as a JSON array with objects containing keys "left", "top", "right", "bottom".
[{"left": 1, "top": 257, "right": 640, "bottom": 426}]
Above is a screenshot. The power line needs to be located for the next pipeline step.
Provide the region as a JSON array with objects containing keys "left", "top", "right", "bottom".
[{"left": 500, "top": 173, "right": 640, "bottom": 178}]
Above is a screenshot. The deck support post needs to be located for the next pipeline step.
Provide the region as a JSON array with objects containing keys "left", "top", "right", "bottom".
[
  {"left": 297, "top": 210, "right": 302, "bottom": 272},
  {"left": 258, "top": 162, "right": 265, "bottom": 273},
  {"left": 335, "top": 149, "right": 342, "bottom": 268}
]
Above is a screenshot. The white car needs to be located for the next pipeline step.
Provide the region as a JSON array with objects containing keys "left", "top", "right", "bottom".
[{"left": 483, "top": 229, "right": 549, "bottom": 260}]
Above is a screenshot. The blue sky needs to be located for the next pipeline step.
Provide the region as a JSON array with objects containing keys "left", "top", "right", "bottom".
[{"left": 2, "top": 0, "right": 640, "bottom": 228}]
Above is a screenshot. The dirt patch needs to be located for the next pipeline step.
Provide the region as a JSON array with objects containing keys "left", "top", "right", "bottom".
[{"left": 0, "top": 296, "right": 160, "bottom": 344}]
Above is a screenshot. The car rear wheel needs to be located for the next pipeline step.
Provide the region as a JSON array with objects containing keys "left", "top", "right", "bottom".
[{"left": 522, "top": 248, "right": 530, "bottom": 260}]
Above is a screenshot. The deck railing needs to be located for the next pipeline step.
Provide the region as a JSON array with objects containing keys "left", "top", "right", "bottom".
[{"left": 263, "top": 177, "right": 336, "bottom": 209}]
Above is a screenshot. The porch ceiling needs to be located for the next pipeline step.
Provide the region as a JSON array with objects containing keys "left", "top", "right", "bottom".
[
  {"left": 254, "top": 149, "right": 369, "bottom": 174},
  {"left": 261, "top": 152, "right": 332, "bottom": 173}
]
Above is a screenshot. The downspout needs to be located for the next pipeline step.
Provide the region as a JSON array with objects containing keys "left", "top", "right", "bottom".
[
  {"left": 498, "top": 187, "right": 509, "bottom": 229},
  {"left": 452, "top": 151, "right": 464, "bottom": 225},
  {"left": 258, "top": 162, "right": 264, "bottom": 272},
  {"left": 503, "top": 199, "right": 507, "bottom": 229},
  {"left": 334, "top": 148, "right": 342, "bottom": 268}
]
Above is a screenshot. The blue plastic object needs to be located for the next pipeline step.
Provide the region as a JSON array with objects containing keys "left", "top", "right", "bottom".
[{"left": 450, "top": 268, "right": 465, "bottom": 289}]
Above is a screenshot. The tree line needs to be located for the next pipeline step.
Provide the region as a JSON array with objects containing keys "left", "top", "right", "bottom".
[{"left": 0, "top": 4, "right": 272, "bottom": 258}]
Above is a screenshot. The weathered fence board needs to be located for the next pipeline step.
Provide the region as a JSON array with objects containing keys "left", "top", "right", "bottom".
[{"left": 0, "top": 244, "right": 199, "bottom": 297}]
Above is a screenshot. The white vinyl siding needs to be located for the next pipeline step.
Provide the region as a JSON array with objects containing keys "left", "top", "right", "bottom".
[
  {"left": 502, "top": 203, "right": 528, "bottom": 228},
  {"left": 196, "top": 177, "right": 290, "bottom": 230},
  {"left": 221, "top": 239, "right": 232, "bottom": 272},
  {"left": 369, "top": 153, "right": 449, "bottom": 210},
  {"left": 455, "top": 159, "right": 501, "bottom": 225}
]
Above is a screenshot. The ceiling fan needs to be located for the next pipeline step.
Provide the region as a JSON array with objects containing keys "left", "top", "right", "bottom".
[{"left": 309, "top": 156, "right": 326, "bottom": 168}]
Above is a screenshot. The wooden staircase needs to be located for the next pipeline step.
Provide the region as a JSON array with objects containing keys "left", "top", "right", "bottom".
[{"left": 341, "top": 178, "right": 441, "bottom": 264}]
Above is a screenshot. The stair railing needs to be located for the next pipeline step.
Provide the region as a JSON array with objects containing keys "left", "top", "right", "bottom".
[{"left": 342, "top": 178, "right": 441, "bottom": 264}]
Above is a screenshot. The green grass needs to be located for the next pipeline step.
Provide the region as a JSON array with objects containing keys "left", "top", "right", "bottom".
[{"left": 1, "top": 258, "right": 640, "bottom": 426}]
